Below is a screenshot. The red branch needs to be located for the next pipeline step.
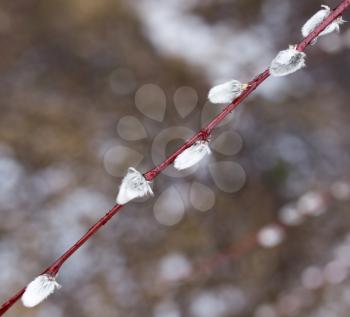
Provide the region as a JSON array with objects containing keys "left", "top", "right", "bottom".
[{"left": 1, "top": 0, "right": 350, "bottom": 315}]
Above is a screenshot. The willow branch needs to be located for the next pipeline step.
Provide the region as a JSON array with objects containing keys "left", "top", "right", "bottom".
[{"left": 1, "top": 0, "right": 350, "bottom": 315}]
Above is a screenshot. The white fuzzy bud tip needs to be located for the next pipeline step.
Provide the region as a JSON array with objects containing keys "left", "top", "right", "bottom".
[
  {"left": 297, "top": 191, "right": 325, "bottom": 216},
  {"left": 208, "top": 80, "right": 246, "bottom": 104},
  {"left": 22, "top": 274, "right": 61, "bottom": 308},
  {"left": 270, "top": 46, "right": 306, "bottom": 77},
  {"left": 319, "top": 17, "right": 345, "bottom": 37},
  {"left": 302, "top": 5, "right": 331, "bottom": 38},
  {"left": 330, "top": 181, "right": 350, "bottom": 200},
  {"left": 302, "top": 5, "right": 345, "bottom": 43},
  {"left": 116, "top": 167, "right": 153, "bottom": 205},
  {"left": 257, "top": 224, "right": 285, "bottom": 248},
  {"left": 278, "top": 204, "right": 304, "bottom": 226},
  {"left": 174, "top": 141, "right": 211, "bottom": 170}
]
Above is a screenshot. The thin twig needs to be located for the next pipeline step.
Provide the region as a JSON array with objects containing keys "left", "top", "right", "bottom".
[{"left": 1, "top": 0, "right": 350, "bottom": 315}]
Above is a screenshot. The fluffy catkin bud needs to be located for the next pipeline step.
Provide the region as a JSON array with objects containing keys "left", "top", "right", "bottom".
[
  {"left": 116, "top": 167, "right": 153, "bottom": 204},
  {"left": 21, "top": 274, "right": 61, "bottom": 308},
  {"left": 270, "top": 45, "right": 306, "bottom": 77},
  {"left": 302, "top": 5, "right": 345, "bottom": 44},
  {"left": 174, "top": 141, "right": 211, "bottom": 170},
  {"left": 208, "top": 80, "right": 247, "bottom": 104},
  {"left": 257, "top": 225, "right": 285, "bottom": 248}
]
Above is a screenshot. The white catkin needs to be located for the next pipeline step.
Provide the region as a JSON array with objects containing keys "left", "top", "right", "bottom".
[
  {"left": 116, "top": 167, "right": 153, "bottom": 204},
  {"left": 302, "top": 5, "right": 345, "bottom": 44},
  {"left": 174, "top": 141, "right": 211, "bottom": 170},
  {"left": 319, "top": 17, "right": 345, "bottom": 37},
  {"left": 270, "top": 45, "right": 306, "bottom": 77},
  {"left": 297, "top": 191, "right": 326, "bottom": 216},
  {"left": 302, "top": 5, "right": 331, "bottom": 38},
  {"left": 21, "top": 274, "right": 61, "bottom": 308},
  {"left": 257, "top": 225, "right": 285, "bottom": 248},
  {"left": 208, "top": 80, "right": 247, "bottom": 104}
]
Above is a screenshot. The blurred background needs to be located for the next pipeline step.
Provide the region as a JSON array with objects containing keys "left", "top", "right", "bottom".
[{"left": 1, "top": 0, "right": 350, "bottom": 316}]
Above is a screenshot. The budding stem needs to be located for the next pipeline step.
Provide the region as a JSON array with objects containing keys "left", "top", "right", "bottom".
[{"left": 2, "top": 0, "right": 350, "bottom": 315}]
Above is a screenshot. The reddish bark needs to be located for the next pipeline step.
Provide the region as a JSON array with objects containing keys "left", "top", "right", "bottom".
[{"left": 1, "top": 0, "right": 350, "bottom": 315}]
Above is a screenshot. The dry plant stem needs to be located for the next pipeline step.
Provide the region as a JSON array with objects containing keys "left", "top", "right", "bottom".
[{"left": 1, "top": 1, "right": 350, "bottom": 315}]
